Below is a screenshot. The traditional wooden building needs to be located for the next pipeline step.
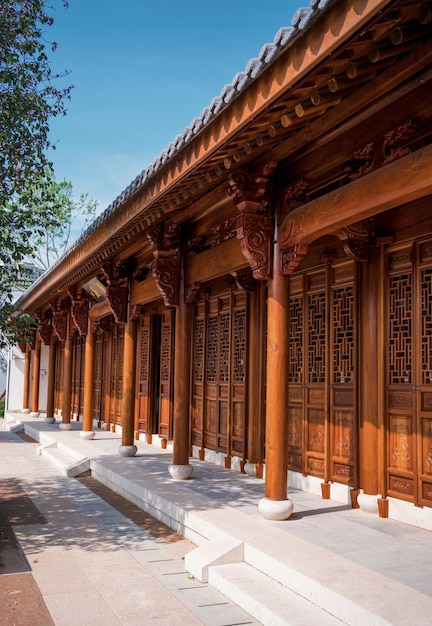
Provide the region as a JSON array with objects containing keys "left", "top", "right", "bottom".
[{"left": 12, "top": 0, "right": 432, "bottom": 524}]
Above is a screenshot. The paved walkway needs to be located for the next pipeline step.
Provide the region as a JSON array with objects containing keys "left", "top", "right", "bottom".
[
  {"left": 2, "top": 413, "right": 432, "bottom": 625},
  {"left": 0, "top": 425, "right": 259, "bottom": 625}
]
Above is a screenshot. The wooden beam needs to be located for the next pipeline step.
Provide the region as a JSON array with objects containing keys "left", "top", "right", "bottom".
[
  {"left": 185, "top": 236, "right": 248, "bottom": 285},
  {"left": 17, "top": 0, "right": 392, "bottom": 314},
  {"left": 130, "top": 277, "right": 161, "bottom": 307},
  {"left": 280, "top": 143, "right": 432, "bottom": 250},
  {"left": 89, "top": 300, "right": 112, "bottom": 321}
]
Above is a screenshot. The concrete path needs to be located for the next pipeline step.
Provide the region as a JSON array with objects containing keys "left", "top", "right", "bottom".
[
  {"left": 0, "top": 425, "right": 259, "bottom": 625},
  {"left": 3, "top": 412, "right": 432, "bottom": 625}
]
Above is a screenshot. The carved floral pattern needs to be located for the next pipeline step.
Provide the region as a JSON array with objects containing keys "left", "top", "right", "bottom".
[
  {"left": 148, "top": 224, "right": 180, "bottom": 307},
  {"left": 236, "top": 212, "right": 273, "bottom": 280}
]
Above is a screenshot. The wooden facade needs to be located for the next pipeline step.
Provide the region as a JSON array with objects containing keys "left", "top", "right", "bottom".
[{"left": 16, "top": 0, "right": 432, "bottom": 521}]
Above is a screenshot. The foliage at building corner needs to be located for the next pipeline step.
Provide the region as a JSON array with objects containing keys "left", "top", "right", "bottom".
[{"left": 0, "top": 0, "right": 73, "bottom": 346}]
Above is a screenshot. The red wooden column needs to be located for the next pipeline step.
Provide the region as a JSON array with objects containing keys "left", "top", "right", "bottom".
[
  {"left": 119, "top": 315, "right": 138, "bottom": 457},
  {"left": 45, "top": 337, "right": 57, "bottom": 423},
  {"left": 21, "top": 346, "right": 31, "bottom": 413},
  {"left": 258, "top": 225, "right": 294, "bottom": 520},
  {"left": 169, "top": 277, "right": 193, "bottom": 480},
  {"left": 30, "top": 339, "right": 41, "bottom": 417},
  {"left": 59, "top": 334, "right": 73, "bottom": 431},
  {"left": 81, "top": 319, "right": 96, "bottom": 439},
  {"left": 244, "top": 281, "right": 266, "bottom": 478}
]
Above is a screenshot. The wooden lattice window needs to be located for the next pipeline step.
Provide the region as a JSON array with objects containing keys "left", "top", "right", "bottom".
[
  {"left": 421, "top": 267, "right": 432, "bottom": 385},
  {"left": 219, "top": 312, "right": 231, "bottom": 383},
  {"left": 332, "top": 285, "right": 354, "bottom": 384},
  {"left": 308, "top": 290, "right": 326, "bottom": 383},
  {"left": 206, "top": 316, "right": 218, "bottom": 383},
  {"left": 193, "top": 318, "right": 204, "bottom": 383},
  {"left": 160, "top": 322, "right": 171, "bottom": 384},
  {"left": 388, "top": 272, "right": 412, "bottom": 384},
  {"left": 289, "top": 296, "right": 303, "bottom": 383},
  {"left": 192, "top": 289, "right": 247, "bottom": 456},
  {"left": 233, "top": 309, "right": 245, "bottom": 383},
  {"left": 139, "top": 327, "right": 149, "bottom": 384}
]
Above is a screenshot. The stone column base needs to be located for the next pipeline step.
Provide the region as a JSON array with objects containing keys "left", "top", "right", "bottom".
[
  {"left": 44, "top": 416, "right": 56, "bottom": 424},
  {"left": 21, "top": 408, "right": 31, "bottom": 414},
  {"left": 59, "top": 423, "right": 72, "bottom": 431},
  {"left": 357, "top": 491, "right": 381, "bottom": 514},
  {"left": 118, "top": 444, "right": 137, "bottom": 457},
  {"left": 29, "top": 411, "right": 39, "bottom": 417},
  {"left": 80, "top": 430, "right": 95, "bottom": 440},
  {"left": 169, "top": 464, "right": 193, "bottom": 480},
  {"left": 258, "top": 497, "right": 294, "bottom": 520}
]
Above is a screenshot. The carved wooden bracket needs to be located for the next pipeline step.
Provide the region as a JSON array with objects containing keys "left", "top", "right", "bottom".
[
  {"left": 50, "top": 300, "right": 69, "bottom": 342},
  {"left": 18, "top": 342, "right": 29, "bottom": 355},
  {"left": 282, "top": 180, "right": 309, "bottom": 221},
  {"left": 236, "top": 212, "right": 273, "bottom": 280},
  {"left": 147, "top": 224, "right": 181, "bottom": 307},
  {"left": 345, "top": 119, "right": 418, "bottom": 180},
  {"left": 101, "top": 261, "right": 128, "bottom": 323},
  {"left": 68, "top": 287, "right": 89, "bottom": 336},
  {"left": 37, "top": 310, "right": 52, "bottom": 346},
  {"left": 333, "top": 223, "right": 370, "bottom": 262},
  {"left": 227, "top": 161, "right": 277, "bottom": 213},
  {"left": 130, "top": 304, "right": 145, "bottom": 321},
  {"left": 91, "top": 316, "right": 112, "bottom": 334},
  {"left": 231, "top": 268, "right": 256, "bottom": 292},
  {"left": 281, "top": 244, "right": 309, "bottom": 275},
  {"left": 185, "top": 282, "right": 200, "bottom": 304}
]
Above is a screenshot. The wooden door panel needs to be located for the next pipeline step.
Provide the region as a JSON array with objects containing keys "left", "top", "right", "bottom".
[
  {"left": 288, "top": 261, "right": 356, "bottom": 485},
  {"left": 306, "top": 405, "right": 325, "bottom": 477},
  {"left": 54, "top": 340, "right": 64, "bottom": 414},
  {"left": 331, "top": 406, "right": 354, "bottom": 484},
  {"left": 93, "top": 330, "right": 104, "bottom": 422},
  {"left": 191, "top": 306, "right": 205, "bottom": 447},
  {"left": 158, "top": 310, "right": 174, "bottom": 440},
  {"left": 386, "top": 250, "right": 417, "bottom": 502},
  {"left": 136, "top": 316, "right": 151, "bottom": 434},
  {"left": 288, "top": 286, "right": 304, "bottom": 472},
  {"left": 288, "top": 400, "right": 303, "bottom": 471},
  {"left": 192, "top": 290, "right": 247, "bottom": 457},
  {"left": 231, "top": 394, "right": 245, "bottom": 455}
]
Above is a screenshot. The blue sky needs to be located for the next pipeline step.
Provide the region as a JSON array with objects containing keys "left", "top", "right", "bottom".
[{"left": 48, "top": 1, "right": 302, "bottom": 214}]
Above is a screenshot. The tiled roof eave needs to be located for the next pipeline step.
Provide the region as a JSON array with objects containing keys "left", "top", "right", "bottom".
[{"left": 17, "top": 0, "right": 394, "bottom": 313}]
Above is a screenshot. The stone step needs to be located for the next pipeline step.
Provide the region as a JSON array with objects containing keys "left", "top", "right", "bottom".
[
  {"left": 209, "top": 561, "right": 345, "bottom": 626},
  {"left": 40, "top": 445, "right": 89, "bottom": 477}
]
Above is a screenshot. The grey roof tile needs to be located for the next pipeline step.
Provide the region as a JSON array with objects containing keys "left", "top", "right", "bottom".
[
  {"left": 18, "top": 2, "right": 339, "bottom": 299},
  {"left": 292, "top": 7, "right": 313, "bottom": 28}
]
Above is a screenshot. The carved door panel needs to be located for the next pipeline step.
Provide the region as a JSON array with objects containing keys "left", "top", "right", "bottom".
[
  {"left": 136, "top": 315, "right": 151, "bottom": 435},
  {"left": 191, "top": 301, "right": 206, "bottom": 448},
  {"left": 93, "top": 329, "right": 107, "bottom": 423},
  {"left": 288, "top": 275, "right": 305, "bottom": 473},
  {"left": 288, "top": 261, "right": 356, "bottom": 485},
  {"left": 231, "top": 293, "right": 247, "bottom": 456},
  {"left": 192, "top": 290, "right": 247, "bottom": 457},
  {"left": 329, "top": 262, "right": 356, "bottom": 485},
  {"left": 108, "top": 324, "right": 124, "bottom": 426},
  {"left": 116, "top": 325, "right": 124, "bottom": 425},
  {"left": 305, "top": 270, "right": 327, "bottom": 479},
  {"left": 204, "top": 296, "right": 227, "bottom": 452},
  {"left": 71, "top": 333, "right": 83, "bottom": 419},
  {"left": 386, "top": 240, "right": 432, "bottom": 506},
  {"left": 54, "top": 339, "right": 64, "bottom": 415},
  {"left": 158, "top": 309, "right": 174, "bottom": 441},
  {"left": 79, "top": 336, "right": 85, "bottom": 418}
]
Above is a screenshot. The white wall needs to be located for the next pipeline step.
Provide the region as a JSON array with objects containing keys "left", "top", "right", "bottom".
[
  {"left": 6, "top": 343, "right": 49, "bottom": 413},
  {"left": 6, "top": 344, "right": 25, "bottom": 410}
]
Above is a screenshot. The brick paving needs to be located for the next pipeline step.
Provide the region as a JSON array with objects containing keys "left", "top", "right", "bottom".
[{"left": 0, "top": 426, "right": 259, "bottom": 626}]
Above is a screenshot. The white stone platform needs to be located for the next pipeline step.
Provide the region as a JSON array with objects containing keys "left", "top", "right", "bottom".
[{"left": 4, "top": 411, "right": 432, "bottom": 626}]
